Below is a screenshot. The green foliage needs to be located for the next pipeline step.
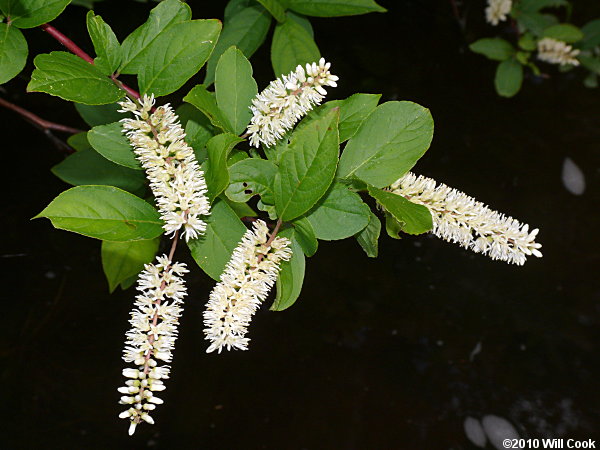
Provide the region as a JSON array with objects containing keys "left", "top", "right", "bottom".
[
  {"left": 291, "top": 217, "right": 318, "bottom": 256},
  {"left": 337, "top": 101, "right": 434, "bottom": 188},
  {"left": 285, "top": 0, "right": 386, "bottom": 17},
  {"left": 542, "top": 23, "right": 583, "bottom": 43},
  {"left": 304, "top": 182, "right": 370, "bottom": 240},
  {"left": 137, "top": 20, "right": 221, "bottom": 96},
  {"left": 86, "top": 10, "right": 121, "bottom": 75},
  {"left": 0, "top": 23, "right": 27, "bottom": 84},
  {"left": 274, "top": 108, "right": 339, "bottom": 221},
  {"left": 184, "top": 84, "right": 233, "bottom": 132},
  {"left": 51, "top": 148, "right": 146, "bottom": 194},
  {"left": 0, "top": 0, "right": 70, "bottom": 28},
  {"left": 75, "top": 102, "right": 122, "bottom": 126},
  {"left": 256, "top": 0, "right": 286, "bottom": 22},
  {"left": 495, "top": 59, "right": 524, "bottom": 98},
  {"left": 204, "top": 133, "right": 244, "bottom": 202},
  {"left": 355, "top": 210, "right": 381, "bottom": 257},
  {"left": 28, "top": 52, "right": 124, "bottom": 104},
  {"left": 204, "top": 5, "right": 271, "bottom": 86},
  {"left": 367, "top": 186, "right": 432, "bottom": 235},
  {"left": 215, "top": 47, "right": 258, "bottom": 135},
  {"left": 35, "top": 185, "right": 164, "bottom": 241},
  {"left": 581, "top": 19, "right": 600, "bottom": 50},
  {"left": 270, "top": 228, "right": 305, "bottom": 311},
  {"left": 88, "top": 122, "right": 142, "bottom": 170},
  {"left": 101, "top": 238, "right": 159, "bottom": 292},
  {"left": 187, "top": 198, "right": 247, "bottom": 280},
  {"left": 271, "top": 12, "right": 320, "bottom": 77},
  {"left": 225, "top": 158, "right": 278, "bottom": 205},
  {"left": 119, "top": 0, "right": 191, "bottom": 74},
  {"left": 469, "top": 38, "right": 515, "bottom": 61}
]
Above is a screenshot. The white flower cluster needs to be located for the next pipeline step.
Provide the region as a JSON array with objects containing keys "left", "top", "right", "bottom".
[
  {"left": 118, "top": 255, "right": 188, "bottom": 435},
  {"left": 119, "top": 95, "right": 210, "bottom": 241},
  {"left": 485, "top": 0, "right": 512, "bottom": 26},
  {"left": 246, "top": 58, "right": 338, "bottom": 148},
  {"left": 389, "top": 173, "right": 542, "bottom": 265},
  {"left": 537, "top": 37, "right": 580, "bottom": 66},
  {"left": 203, "top": 220, "right": 292, "bottom": 353}
]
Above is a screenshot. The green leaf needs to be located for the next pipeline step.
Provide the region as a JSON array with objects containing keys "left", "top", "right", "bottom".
[
  {"left": 300, "top": 93, "right": 381, "bottom": 142},
  {"left": 516, "top": 12, "right": 558, "bottom": 36},
  {"left": 384, "top": 211, "right": 402, "bottom": 239},
  {"left": 204, "top": 133, "right": 244, "bottom": 202},
  {"left": 88, "top": 122, "right": 142, "bottom": 170},
  {"left": 225, "top": 158, "right": 278, "bottom": 204},
  {"left": 274, "top": 107, "right": 339, "bottom": 221},
  {"left": 0, "top": 23, "right": 27, "bottom": 84},
  {"left": 187, "top": 198, "right": 247, "bottom": 280},
  {"left": 355, "top": 210, "right": 380, "bottom": 257},
  {"left": 175, "top": 103, "right": 215, "bottom": 154},
  {"left": 542, "top": 24, "right": 583, "bottom": 43},
  {"left": 495, "top": 59, "right": 523, "bottom": 98},
  {"left": 34, "top": 185, "right": 164, "bottom": 241},
  {"left": 222, "top": 197, "right": 257, "bottom": 218},
  {"left": 518, "top": 33, "right": 537, "bottom": 51},
  {"left": 271, "top": 13, "right": 320, "bottom": 77},
  {"left": 138, "top": 20, "right": 221, "bottom": 97},
  {"left": 0, "top": 0, "right": 70, "bottom": 28},
  {"left": 215, "top": 46, "right": 258, "bottom": 135},
  {"left": 256, "top": 0, "right": 287, "bottom": 22},
  {"left": 225, "top": 0, "right": 250, "bottom": 21},
  {"left": 581, "top": 19, "right": 600, "bottom": 50},
  {"left": 469, "top": 38, "right": 515, "bottom": 61},
  {"left": 101, "top": 238, "right": 159, "bottom": 292},
  {"left": 285, "top": 0, "right": 386, "bottom": 17},
  {"left": 287, "top": 11, "right": 314, "bottom": 37},
  {"left": 67, "top": 132, "right": 91, "bottom": 151},
  {"left": 337, "top": 101, "right": 434, "bottom": 188},
  {"left": 119, "top": 0, "right": 191, "bottom": 74},
  {"left": 291, "top": 217, "right": 317, "bottom": 256},
  {"left": 271, "top": 228, "right": 305, "bottom": 311},
  {"left": 367, "top": 186, "right": 432, "bottom": 235},
  {"left": 75, "top": 102, "right": 122, "bottom": 126},
  {"left": 579, "top": 54, "right": 600, "bottom": 75},
  {"left": 28, "top": 52, "right": 123, "bottom": 105},
  {"left": 204, "top": 5, "right": 271, "bottom": 86},
  {"left": 184, "top": 84, "right": 232, "bottom": 132},
  {"left": 86, "top": 10, "right": 121, "bottom": 75},
  {"left": 304, "top": 182, "right": 370, "bottom": 240},
  {"left": 51, "top": 149, "right": 146, "bottom": 193}
]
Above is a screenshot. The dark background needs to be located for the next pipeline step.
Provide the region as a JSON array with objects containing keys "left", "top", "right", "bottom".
[{"left": 2, "top": 0, "right": 599, "bottom": 449}]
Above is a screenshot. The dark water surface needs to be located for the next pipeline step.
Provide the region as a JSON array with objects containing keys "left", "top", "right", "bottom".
[{"left": 2, "top": 1, "right": 599, "bottom": 449}]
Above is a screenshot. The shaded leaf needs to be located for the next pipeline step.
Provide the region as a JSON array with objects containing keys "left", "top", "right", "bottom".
[
  {"left": 271, "top": 227, "right": 305, "bottom": 311},
  {"left": 0, "top": 23, "right": 27, "bottom": 84},
  {"left": 225, "top": 158, "right": 277, "bottom": 204},
  {"left": 469, "top": 38, "right": 515, "bottom": 61},
  {"left": 355, "top": 210, "right": 380, "bottom": 257},
  {"left": 86, "top": 10, "right": 121, "bottom": 75},
  {"left": 101, "top": 237, "right": 159, "bottom": 292},
  {"left": 271, "top": 13, "right": 320, "bottom": 77},
  {"left": 0, "top": 0, "right": 70, "bottom": 28},
  {"left": 285, "top": 0, "right": 385, "bottom": 17},
  {"left": 368, "top": 186, "right": 432, "bottom": 235},
  {"left": 184, "top": 84, "right": 233, "bottom": 132},
  {"left": 495, "top": 59, "right": 523, "bottom": 98},
  {"left": 88, "top": 122, "right": 142, "bottom": 170},
  {"left": 291, "top": 217, "right": 318, "bottom": 256},
  {"left": 204, "top": 133, "right": 244, "bottom": 202}
]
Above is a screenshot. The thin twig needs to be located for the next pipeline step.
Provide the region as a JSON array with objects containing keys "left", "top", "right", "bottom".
[
  {"left": 0, "top": 96, "right": 83, "bottom": 134},
  {"left": 40, "top": 23, "right": 142, "bottom": 100},
  {"left": 256, "top": 218, "right": 283, "bottom": 265}
]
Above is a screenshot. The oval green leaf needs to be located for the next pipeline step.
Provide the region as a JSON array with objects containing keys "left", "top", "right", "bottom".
[{"left": 0, "top": 23, "right": 27, "bottom": 84}]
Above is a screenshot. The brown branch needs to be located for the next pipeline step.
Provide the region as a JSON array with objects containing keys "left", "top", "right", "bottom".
[
  {"left": 0, "top": 96, "right": 83, "bottom": 134},
  {"left": 40, "top": 23, "right": 142, "bottom": 100}
]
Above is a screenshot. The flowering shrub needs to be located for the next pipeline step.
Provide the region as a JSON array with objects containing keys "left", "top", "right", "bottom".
[
  {"left": 1, "top": 0, "right": 542, "bottom": 435},
  {"left": 470, "top": 0, "right": 600, "bottom": 97}
]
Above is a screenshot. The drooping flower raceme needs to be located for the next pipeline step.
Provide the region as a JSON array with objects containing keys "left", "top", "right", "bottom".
[
  {"left": 485, "top": 0, "right": 512, "bottom": 26},
  {"left": 389, "top": 172, "right": 542, "bottom": 265},
  {"left": 118, "top": 255, "right": 188, "bottom": 435},
  {"left": 537, "top": 37, "right": 581, "bottom": 66},
  {"left": 203, "top": 220, "right": 292, "bottom": 353},
  {"left": 246, "top": 58, "right": 338, "bottom": 148},
  {"left": 119, "top": 95, "right": 210, "bottom": 241}
]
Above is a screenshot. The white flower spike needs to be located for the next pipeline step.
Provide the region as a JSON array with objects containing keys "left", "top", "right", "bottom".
[
  {"left": 537, "top": 37, "right": 580, "bottom": 66},
  {"left": 389, "top": 173, "right": 542, "bottom": 265},
  {"left": 485, "top": 0, "right": 512, "bottom": 26},
  {"left": 118, "top": 255, "right": 189, "bottom": 435},
  {"left": 119, "top": 94, "right": 210, "bottom": 241},
  {"left": 246, "top": 58, "right": 338, "bottom": 148},
  {"left": 203, "top": 220, "right": 292, "bottom": 353}
]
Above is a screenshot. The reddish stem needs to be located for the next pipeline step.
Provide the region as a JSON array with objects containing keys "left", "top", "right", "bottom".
[
  {"left": 0, "top": 96, "right": 83, "bottom": 134},
  {"left": 40, "top": 23, "right": 141, "bottom": 100}
]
